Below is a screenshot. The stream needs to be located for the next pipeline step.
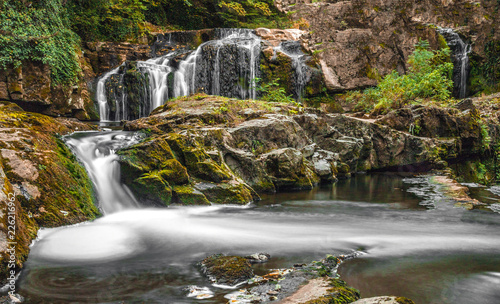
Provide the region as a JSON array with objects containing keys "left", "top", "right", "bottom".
[{"left": 17, "top": 131, "right": 500, "bottom": 303}]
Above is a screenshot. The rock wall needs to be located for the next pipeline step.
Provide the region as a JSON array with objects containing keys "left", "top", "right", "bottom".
[
  {"left": 117, "top": 94, "right": 495, "bottom": 207},
  {"left": 0, "top": 102, "right": 100, "bottom": 285},
  {"left": 275, "top": 0, "right": 499, "bottom": 92}
]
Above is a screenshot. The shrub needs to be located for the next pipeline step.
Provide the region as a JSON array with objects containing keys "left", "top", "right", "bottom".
[{"left": 346, "top": 39, "right": 453, "bottom": 113}]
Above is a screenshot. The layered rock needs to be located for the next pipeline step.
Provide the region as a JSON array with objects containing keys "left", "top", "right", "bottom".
[
  {"left": 274, "top": 0, "right": 499, "bottom": 92},
  {"left": 0, "top": 53, "right": 98, "bottom": 120},
  {"left": 0, "top": 102, "right": 99, "bottom": 285},
  {"left": 118, "top": 94, "right": 494, "bottom": 205}
]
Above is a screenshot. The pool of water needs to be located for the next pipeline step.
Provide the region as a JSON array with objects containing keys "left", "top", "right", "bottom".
[{"left": 16, "top": 173, "right": 500, "bottom": 303}]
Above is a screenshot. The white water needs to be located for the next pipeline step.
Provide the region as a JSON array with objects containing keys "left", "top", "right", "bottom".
[
  {"left": 64, "top": 132, "right": 141, "bottom": 214},
  {"left": 18, "top": 132, "right": 500, "bottom": 303},
  {"left": 273, "top": 41, "right": 309, "bottom": 101},
  {"left": 95, "top": 67, "right": 120, "bottom": 122},
  {"left": 97, "top": 29, "right": 262, "bottom": 122},
  {"left": 438, "top": 27, "right": 471, "bottom": 99}
]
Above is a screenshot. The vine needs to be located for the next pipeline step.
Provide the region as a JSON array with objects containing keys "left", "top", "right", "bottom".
[{"left": 0, "top": 0, "right": 81, "bottom": 85}]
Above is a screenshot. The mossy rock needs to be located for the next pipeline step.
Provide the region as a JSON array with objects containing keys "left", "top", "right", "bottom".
[
  {"left": 131, "top": 173, "right": 172, "bottom": 206},
  {"left": 172, "top": 185, "right": 210, "bottom": 205},
  {"left": 196, "top": 182, "right": 254, "bottom": 205},
  {"left": 118, "top": 136, "right": 175, "bottom": 177},
  {"left": 303, "top": 279, "right": 360, "bottom": 304},
  {"left": 199, "top": 254, "right": 254, "bottom": 286},
  {"left": 396, "top": 297, "right": 416, "bottom": 304},
  {"left": 158, "top": 159, "right": 189, "bottom": 185},
  {"left": 193, "top": 161, "right": 232, "bottom": 183}
]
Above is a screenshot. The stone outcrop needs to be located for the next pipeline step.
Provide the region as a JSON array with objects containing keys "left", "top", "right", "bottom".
[
  {"left": 274, "top": 0, "right": 499, "bottom": 92},
  {"left": 117, "top": 94, "right": 494, "bottom": 206},
  {"left": 0, "top": 101, "right": 100, "bottom": 285},
  {"left": 0, "top": 53, "right": 98, "bottom": 120}
]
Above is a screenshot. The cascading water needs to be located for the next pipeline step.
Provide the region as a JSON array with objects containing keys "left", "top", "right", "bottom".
[
  {"left": 437, "top": 27, "right": 471, "bottom": 99},
  {"left": 96, "top": 29, "right": 262, "bottom": 122},
  {"left": 272, "top": 40, "right": 309, "bottom": 101},
  {"left": 64, "top": 131, "right": 143, "bottom": 214}
]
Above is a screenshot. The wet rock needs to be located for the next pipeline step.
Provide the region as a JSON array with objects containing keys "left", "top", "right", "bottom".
[
  {"left": 245, "top": 253, "right": 271, "bottom": 264},
  {"left": 199, "top": 254, "right": 254, "bottom": 286},
  {"left": 275, "top": 0, "right": 499, "bottom": 92},
  {"left": 261, "top": 148, "right": 320, "bottom": 190},
  {"left": 0, "top": 103, "right": 99, "bottom": 285},
  {"left": 311, "top": 150, "right": 339, "bottom": 181},
  {"left": 352, "top": 296, "right": 415, "bottom": 304}
]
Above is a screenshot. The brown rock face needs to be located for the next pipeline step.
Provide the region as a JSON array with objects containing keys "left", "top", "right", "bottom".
[
  {"left": 0, "top": 102, "right": 99, "bottom": 285},
  {"left": 0, "top": 53, "right": 99, "bottom": 120},
  {"left": 275, "top": 0, "right": 499, "bottom": 91}
]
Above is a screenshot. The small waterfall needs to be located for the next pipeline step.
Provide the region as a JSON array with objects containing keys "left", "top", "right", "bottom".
[
  {"left": 97, "top": 29, "right": 262, "bottom": 122},
  {"left": 96, "top": 67, "right": 120, "bottom": 122},
  {"left": 65, "top": 132, "right": 142, "bottom": 214},
  {"left": 437, "top": 28, "right": 471, "bottom": 99},
  {"left": 273, "top": 41, "right": 309, "bottom": 101}
]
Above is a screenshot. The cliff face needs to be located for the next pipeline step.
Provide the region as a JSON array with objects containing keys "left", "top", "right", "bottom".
[
  {"left": 0, "top": 102, "right": 100, "bottom": 285},
  {"left": 275, "top": 0, "right": 499, "bottom": 92}
]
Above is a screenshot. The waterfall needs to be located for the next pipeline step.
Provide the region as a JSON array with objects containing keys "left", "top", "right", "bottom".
[
  {"left": 65, "top": 132, "right": 142, "bottom": 214},
  {"left": 96, "top": 29, "right": 262, "bottom": 122},
  {"left": 437, "top": 27, "right": 471, "bottom": 99},
  {"left": 96, "top": 67, "right": 120, "bottom": 122},
  {"left": 273, "top": 41, "right": 309, "bottom": 101}
]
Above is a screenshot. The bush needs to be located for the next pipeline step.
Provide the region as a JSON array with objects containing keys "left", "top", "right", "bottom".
[
  {"left": 346, "top": 39, "right": 453, "bottom": 113},
  {"left": 0, "top": 0, "right": 81, "bottom": 85},
  {"left": 256, "top": 78, "right": 295, "bottom": 103}
]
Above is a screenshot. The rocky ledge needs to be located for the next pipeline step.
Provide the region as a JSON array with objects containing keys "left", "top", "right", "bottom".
[
  {"left": 0, "top": 102, "right": 100, "bottom": 285},
  {"left": 118, "top": 94, "right": 497, "bottom": 207}
]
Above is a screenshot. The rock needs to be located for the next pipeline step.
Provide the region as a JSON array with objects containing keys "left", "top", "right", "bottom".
[
  {"left": 0, "top": 103, "right": 99, "bottom": 286},
  {"left": 351, "top": 296, "right": 415, "bottom": 304},
  {"left": 245, "top": 253, "right": 271, "bottom": 263},
  {"left": 118, "top": 96, "right": 499, "bottom": 202},
  {"left": 261, "top": 148, "right": 320, "bottom": 190},
  {"left": 311, "top": 150, "right": 339, "bottom": 181},
  {"left": 199, "top": 254, "right": 254, "bottom": 286},
  {"left": 275, "top": 0, "right": 499, "bottom": 92}
]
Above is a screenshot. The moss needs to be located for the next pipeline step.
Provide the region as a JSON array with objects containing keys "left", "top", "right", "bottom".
[
  {"left": 193, "top": 161, "right": 232, "bottom": 183},
  {"left": 303, "top": 279, "right": 360, "bottom": 304},
  {"left": 200, "top": 183, "right": 254, "bottom": 205},
  {"left": 158, "top": 159, "right": 189, "bottom": 185},
  {"left": 199, "top": 254, "right": 254, "bottom": 286},
  {"left": 396, "top": 297, "right": 416, "bottom": 304},
  {"left": 172, "top": 185, "right": 210, "bottom": 205},
  {"left": 132, "top": 172, "right": 172, "bottom": 206}
]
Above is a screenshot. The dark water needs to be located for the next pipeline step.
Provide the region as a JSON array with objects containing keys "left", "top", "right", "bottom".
[{"left": 15, "top": 174, "right": 500, "bottom": 303}]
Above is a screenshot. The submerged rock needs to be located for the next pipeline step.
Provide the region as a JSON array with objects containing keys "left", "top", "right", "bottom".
[
  {"left": 199, "top": 254, "right": 254, "bottom": 287},
  {"left": 352, "top": 296, "right": 415, "bottom": 304}
]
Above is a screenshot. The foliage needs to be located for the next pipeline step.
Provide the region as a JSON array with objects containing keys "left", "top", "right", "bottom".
[
  {"left": 0, "top": 0, "right": 81, "bottom": 84},
  {"left": 66, "top": 0, "right": 158, "bottom": 41},
  {"left": 346, "top": 39, "right": 454, "bottom": 113},
  {"left": 256, "top": 78, "right": 296, "bottom": 103},
  {"left": 469, "top": 40, "right": 500, "bottom": 96}
]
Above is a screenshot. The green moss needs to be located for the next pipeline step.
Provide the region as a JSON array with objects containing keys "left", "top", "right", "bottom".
[
  {"left": 132, "top": 172, "right": 172, "bottom": 205},
  {"left": 199, "top": 254, "right": 254, "bottom": 286},
  {"left": 158, "top": 159, "right": 189, "bottom": 185},
  {"left": 193, "top": 161, "right": 232, "bottom": 183},
  {"left": 200, "top": 183, "right": 254, "bottom": 205},
  {"left": 172, "top": 185, "right": 210, "bottom": 205},
  {"left": 396, "top": 297, "right": 416, "bottom": 304},
  {"left": 303, "top": 279, "right": 360, "bottom": 304}
]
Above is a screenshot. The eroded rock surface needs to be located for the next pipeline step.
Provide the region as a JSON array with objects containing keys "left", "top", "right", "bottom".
[
  {"left": 118, "top": 94, "right": 495, "bottom": 206},
  {"left": 0, "top": 102, "right": 99, "bottom": 285}
]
